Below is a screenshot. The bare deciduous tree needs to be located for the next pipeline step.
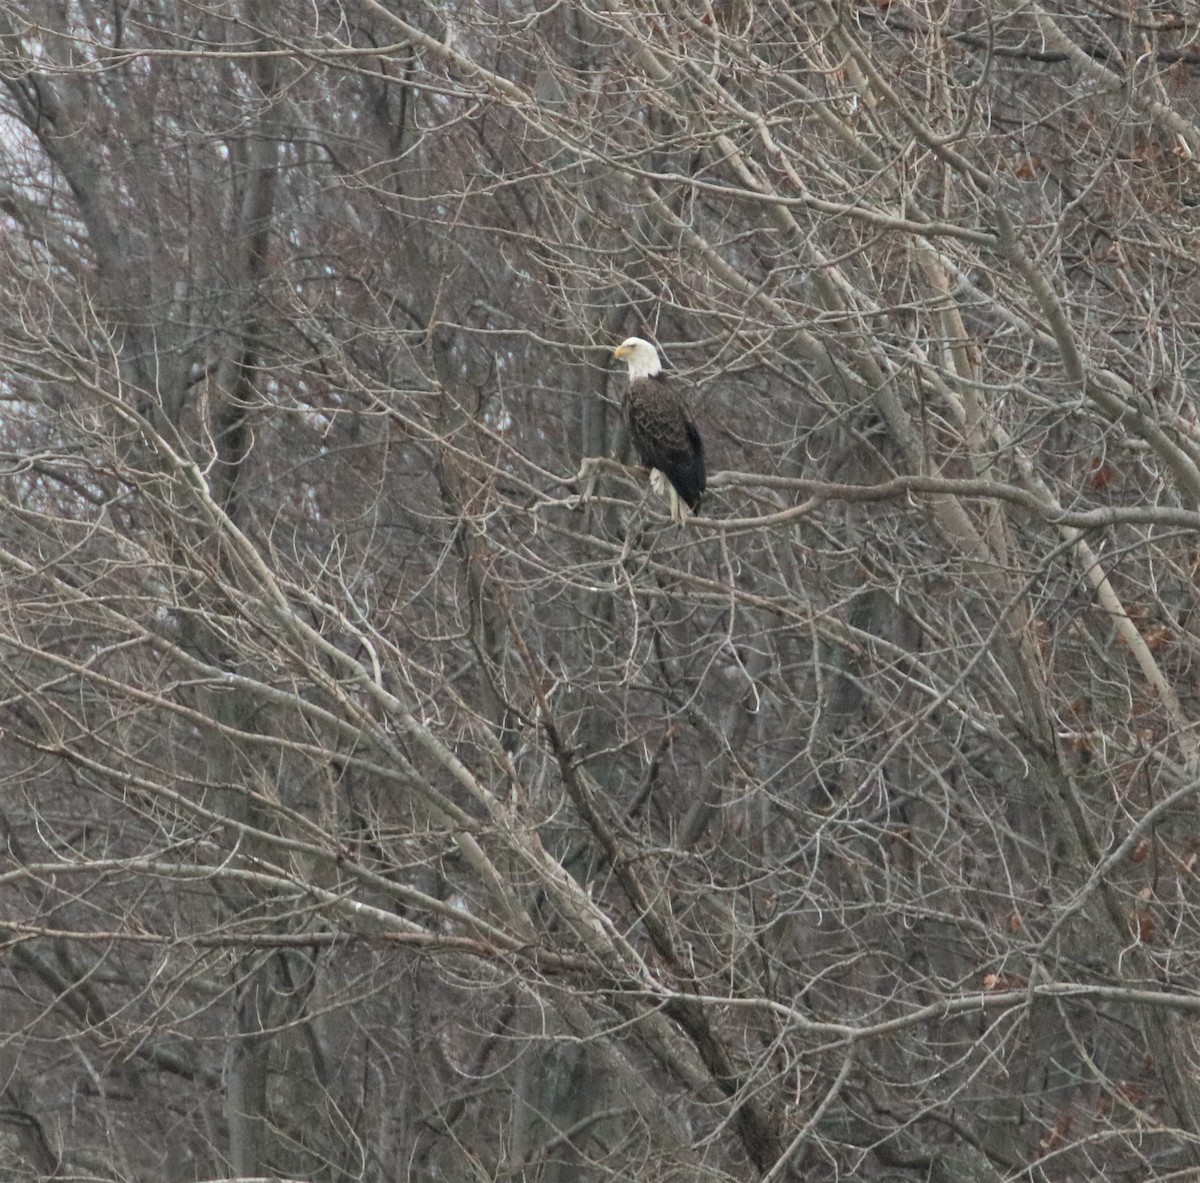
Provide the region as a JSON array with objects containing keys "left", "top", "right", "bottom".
[{"left": 2, "top": 3, "right": 1200, "bottom": 1181}]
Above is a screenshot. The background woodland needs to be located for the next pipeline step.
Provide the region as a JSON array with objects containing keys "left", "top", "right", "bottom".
[{"left": 3, "top": 2, "right": 1200, "bottom": 1180}]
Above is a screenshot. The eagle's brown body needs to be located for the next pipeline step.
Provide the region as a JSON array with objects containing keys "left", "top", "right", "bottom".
[
  {"left": 612, "top": 337, "right": 706, "bottom": 523},
  {"left": 624, "top": 373, "right": 706, "bottom": 513}
]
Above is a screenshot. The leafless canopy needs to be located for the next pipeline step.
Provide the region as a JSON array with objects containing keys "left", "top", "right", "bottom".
[{"left": 2, "top": 2, "right": 1200, "bottom": 1181}]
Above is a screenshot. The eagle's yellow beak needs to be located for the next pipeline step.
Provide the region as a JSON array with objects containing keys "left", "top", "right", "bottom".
[{"left": 612, "top": 343, "right": 628, "bottom": 359}]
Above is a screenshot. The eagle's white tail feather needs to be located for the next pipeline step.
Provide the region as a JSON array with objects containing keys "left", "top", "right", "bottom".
[{"left": 650, "top": 468, "right": 692, "bottom": 524}]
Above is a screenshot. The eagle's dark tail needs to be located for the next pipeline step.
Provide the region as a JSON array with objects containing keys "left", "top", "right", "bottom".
[
  {"left": 668, "top": 419, "right": 706, "bottom": 511},
  {"left": 667, "top": 464, "right": 705, "bottom": 512}
]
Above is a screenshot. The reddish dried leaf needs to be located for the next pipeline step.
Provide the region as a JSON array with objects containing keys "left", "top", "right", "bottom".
[
  {"left": 1136, "top": 910, "right": 1156, "bottom": 944},
  {"left": 1088, "top": 457, "right": 1116, "bottom": 490}
]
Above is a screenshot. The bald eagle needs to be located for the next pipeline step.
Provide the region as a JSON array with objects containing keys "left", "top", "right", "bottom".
[{"left": 612, "top": 337, "right": 706, "bottom": 524}]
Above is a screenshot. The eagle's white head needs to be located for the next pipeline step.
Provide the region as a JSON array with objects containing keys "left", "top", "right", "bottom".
[{"left": 613, "top": 337, "right": 662, "bottom": 380}]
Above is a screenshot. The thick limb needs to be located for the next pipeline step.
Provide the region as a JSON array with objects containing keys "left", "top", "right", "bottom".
[{"left": 570, "top": 456, "right": 601, "bottom": 509}]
